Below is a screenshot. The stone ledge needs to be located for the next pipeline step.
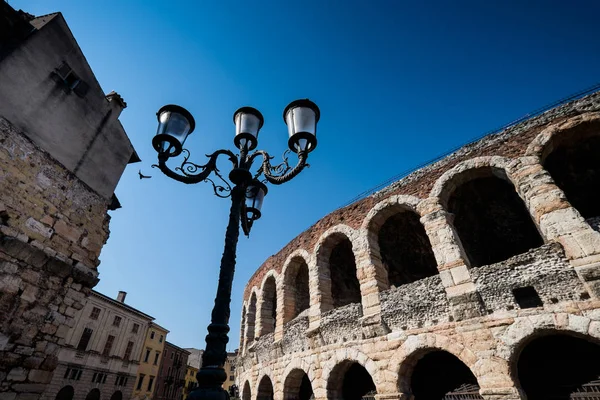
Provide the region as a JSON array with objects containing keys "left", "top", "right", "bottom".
[{"left": 0, "top": 235, "right": 99, "bottom": 288}]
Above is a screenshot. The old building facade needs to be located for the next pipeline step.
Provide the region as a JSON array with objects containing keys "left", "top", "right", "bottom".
[
  {"left": 153, "top": 343, "right": 189, "bottom": 400},
  {"left": 132, "top": 324, "right": 169, "bottom": 400},
  {"left": 0, "top": 4, "right": 137, "bottom": 400},
  {"left": 237, "top": 92, "right": 600, "bottom": 400},
  {"left": 41, "top": 291, "right": 152, "bottom": 400}
]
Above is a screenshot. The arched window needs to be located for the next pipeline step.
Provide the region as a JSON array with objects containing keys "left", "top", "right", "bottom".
[
  {"left": 55, "top": 386, "right": 74, "bottom": 400},
  {"left": 448, "top": 173, "right": 543, "bottom": 267},
  {"left": 85, "top": 388, "right": 101, "bottom": 400},
  {"left": 283, "top": 257, "right": 310, "bottom": 323},
  {"left": 327, "top": 361, "right": 376, "bottom": 400},
  {"left": 409, "top": 351, "right": 482, "bottom": 399},
  {"left": 378, "top": 210, "right": 437, "bottom": 287},
  {"left": 259, "top": 277, "right": 277, "bottom": 336},
  {"left": 257, "top": 376, "right": 274, "bottom": 400},
  {"left": 544, "top": 133, "right": 600, "bottom": 220},
  {"left": 517, "top": 334, "right": 600, "bottom": 398},
  {"left": 329, "top": 238, "right": 361, "bottom": 308},
  {"left": 284, "top": 369, "right": 313, "bottom": 400},
  {"left": 242, "top": 381, "right": 251, "bottom": 400},
  {"left": 246, "top": 293, "right": 257, "bottom": 343}
]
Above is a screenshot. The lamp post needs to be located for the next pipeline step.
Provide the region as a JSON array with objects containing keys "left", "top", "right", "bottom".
[{"left": 151, "top": 99, "right": 320, "bottom": 400}]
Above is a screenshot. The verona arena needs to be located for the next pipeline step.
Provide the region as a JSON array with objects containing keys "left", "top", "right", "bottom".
[{"left": 236, "top": 92, "right": 600, "bottom": 400}]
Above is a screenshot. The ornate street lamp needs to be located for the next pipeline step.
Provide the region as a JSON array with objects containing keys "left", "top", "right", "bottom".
[{"left": 151, "top": 99, "right": 320, "bottom": 400}]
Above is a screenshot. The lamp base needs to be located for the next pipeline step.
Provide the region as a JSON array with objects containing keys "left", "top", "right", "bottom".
[{"left": 188, "top": 366, "right": 229, "bottom": 400}]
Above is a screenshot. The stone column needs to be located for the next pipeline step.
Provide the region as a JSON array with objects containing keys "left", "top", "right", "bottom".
[
  {"left": 418, "top": 198, "right": 484, "bottom": 320},
  {"left": 274, "top": 284, "right": 286, "bottom": 342},
  {"left": 510, "top": 156, "right": 600, "bottom": 297}
]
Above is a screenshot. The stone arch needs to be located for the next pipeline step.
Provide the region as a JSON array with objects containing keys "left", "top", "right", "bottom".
[
  {"left": 321, "top": 348, "right": 382, "bottom": 396},
  {"left": 246, "top": 289, "right": 258, "bottom": 344},
  {"left": 281, "top": 250, "right": 312, "bottom": 324},
  {"left": 326, "top": 359, "right": 377, "bottom": 400},
  {"left": 109, "top": 391, "right": 122, "bottom": 400},
  {"left": 256, "top": 374, "right": 275, "bottom": 400},
  {"left": 431, "top": 157, "right": 544, "bottom": 268},
  {"left": 512, "top": 330, "right": 600, "bottom": 398},
  {"left": 258, "top": 271, "right": 279, "bottom": 337},
  {"left": 389, "top": 333, "right": 479, "bottom": 394},
  {"left": 85, "top": 389, "right": 100, "bottom": 400},
  {"left": 314, "top": 225, "right": 362, "bottom": 311},
  {"left": 242, "top": 380, "right": 252, "bottom": 400},
  {"left": 362, "top": 195, "right": 437, "bottom": 289},
  {"left": 55, "top": 386, "right": 75, "bottom": 400},
  {"left": 283, "top": 368, "right": 314, "bottom": 400},
  {"left": 535, "top": 113, "right": 600, "bottom": 220}
]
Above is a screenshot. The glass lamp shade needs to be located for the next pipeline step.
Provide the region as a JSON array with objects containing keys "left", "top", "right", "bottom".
[
  {"left": 152, "top": 105, "right": 196, "bottom": 158},
  {"left": 233, "top": 107, "right": 264, "bottom": 151},
  {"left": 245, "top": 181, "right": 268, "bottom": 221},
  {"left": 284, "top": 99, "right": 320, "bottom": 153}
]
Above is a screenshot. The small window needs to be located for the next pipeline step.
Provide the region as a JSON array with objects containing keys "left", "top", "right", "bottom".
[
  {"left": 137, "top": 374, "right": 145, "bottom": 390},
  {"left": 229, "top": 376, "right": 234, "bottom": 381},
  {"left": 144, "top": 349, "right": 151, "bottom": 363},
  {"left": 147, "top": 376, "right": 155, "bottom": 391},
  {"left": 113, "top": 316, "right": 122, "bottom": 327},
  {"left": 170, "top": 352, "right": 174, "bottom": 360},
  {"left": 92, "top": 372, "right": 97, "bottom": 382},
  {"left": 513, "top": 286, "right": 543, "bottom": 309},
  {"left": 54, "top": 62, "right": 89, "bottom": 97},
  {"left": 90, "top": 307, "right": 101, "bottom": 320},
  {"left": 132, "top": 323, "right": 140, "bottom": 334},
  {"left": 159, "top": 334, "right": 163, "bottom": 343},
  {"left": 153, "top": 351, "right": 160, "bottom": 366},
  {"left": 77, "top": 328, "right": 93, "bottom": 351},
  {"left": 124, "top": 341, "right": 134, "bottom": 360},
  {"left": 150, "top": 331, "right": 155, "bottom": 339},
  {"left": 230, "top": 365, "right": 235, "bottom": 372},
  {"left": 102, "top": 335, "right": 115, "bottom": 356}
]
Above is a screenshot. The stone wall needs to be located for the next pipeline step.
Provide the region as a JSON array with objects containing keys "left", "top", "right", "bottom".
[
  {"left": 0, "top": 118, "right": 109, "bottom": 400},
  {"left": 236, "top": 91, "right": 600, "bottom": 400}
]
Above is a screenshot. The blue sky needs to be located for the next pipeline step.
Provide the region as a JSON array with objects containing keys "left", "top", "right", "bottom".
[{"left": 13, "top": 0, "right": 600, "bottom": 350}]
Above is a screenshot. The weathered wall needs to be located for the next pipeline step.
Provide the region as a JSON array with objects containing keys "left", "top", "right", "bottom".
[{"left": 0, "top": 118, "right": 111, "bottom": 400}]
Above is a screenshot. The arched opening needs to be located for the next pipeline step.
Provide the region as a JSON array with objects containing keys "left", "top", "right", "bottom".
[
  {"left": 259, "top": 276, "right": 277, "bottom": 336},
  {"left": 257, "top": 375, "right": 274, "bottom": 400},
  {"left": 246, "top": 293, "right": 257, "bottom": 343},
  {"left": 327, "top": 361, "right": 376, "bottom": 400},
  {"left": 407, "top": 350, "right": 482, "bottom": 399},
  {"left": 242, "top": 381, "right": 251, "bottom": 400},
  {"left": 85, "top": 388, "right": 101, "bottom": 400},
  {"left": 284, "top": 369, "right": 313, "bottom": 400},
  {"left": 109, "top": 392, "right": 122, "bottom": 400},
  {"left": 378, "top": 210, "right": 438, "bottom": 287},
  {"left": 516, "top": 334, "right": 600, "bottom": 399},
  {"left": 55, "top": 386, "right": 74, "bottom": 400},
  {"left": 283, "top": 257, "right": 311, "bottom": 323},
  {"left": 240, "top": 305, "right": 247, "bottom": 347},
  {"left": 544, "top": 133, "right": 600, "bottom": 220},
  {"left": 448, "top": 173, "right": 543, "bottom": 267},
  {"left": 330, "top": 238, "right": 361, "bottom": 308}
]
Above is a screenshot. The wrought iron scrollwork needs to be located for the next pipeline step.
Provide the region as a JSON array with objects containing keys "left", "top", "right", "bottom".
[
  {"left": 249, "top": 149, "right": 308, "bottom": 185},
  {"left": 152, "top": 149, "right": 238, "bottom": 187}
]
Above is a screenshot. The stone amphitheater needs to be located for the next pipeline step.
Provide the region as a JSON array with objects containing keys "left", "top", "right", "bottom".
[{"left": 235, "top": 92, "right": 600, "bottom": 400}]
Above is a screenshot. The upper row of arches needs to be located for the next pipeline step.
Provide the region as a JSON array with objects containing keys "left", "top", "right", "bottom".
[{"left": 241, "top": 112, "right": 600, "bottom": 348}]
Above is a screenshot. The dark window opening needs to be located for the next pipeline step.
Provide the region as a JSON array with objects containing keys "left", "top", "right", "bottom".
[
  {"left": 55, "top": 386, "right": 74, "bottom": 400},
  {"left": 260, "top": 277, "right": 277, "bottom": 335},
  {"left": 378, "top": 210, "right": 438, "bottom": 287},
  {"left": 517, "top": 334, "right": 600, "bottom": 399},
  {"left": 102, "top": 335, "right": 115, "bottom": 357},
  {"left": 544, "top": 135, "right": 600, "bottom": 219},
  {"left": 242, "top": 381, "right": 252, "bottom": 400},
  {"left": 246, "top": 294, "right": 257, "bottom": 342},
  {"left": 284, "top": 369, "right": 313, "bottom": 400},
  {"left": 410, "top": 351, "right": 483, "bottom": 399},
  {"left": 257, "top": 376, "right": 274, "bottom": 400},
  {"left": 330, "top": 238, "right": 361, "bottom": 308},
  {"left": 513, "top": 286, "right": 543, "bottom": 309},
  {"left": 448, "top": 175, "right": 543, "bottom": 268},
  {"left": 77, "top": 328, "right": 93, "bottom": 351},
  {"left": 85, "top": 389, "right": 100, "bottom": 400}
]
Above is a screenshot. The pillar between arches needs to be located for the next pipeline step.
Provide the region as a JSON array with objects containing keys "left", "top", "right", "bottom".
[{"left": 418, "top": 199, "right": 484, "bottom": 320}]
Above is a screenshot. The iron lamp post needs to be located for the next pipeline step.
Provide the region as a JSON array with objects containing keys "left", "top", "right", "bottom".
[{"left": 151, "top": 99, "right": 320, "bottom": 400}]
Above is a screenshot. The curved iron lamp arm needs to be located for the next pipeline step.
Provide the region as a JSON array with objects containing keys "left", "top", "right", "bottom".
[
  {"left": 152, "top": 149, "right": 238, "bottom": 185},
  {"left": 249, "top": 150, "right": 308, "bottom": 185}
]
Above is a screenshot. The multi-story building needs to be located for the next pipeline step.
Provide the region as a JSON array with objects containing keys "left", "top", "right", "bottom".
[
  {"left": 154, "top": 343, "right": 189, "bottom": 400},
  {"left": 0, "top": 4, "right": 138, "bottom": 399},
  {"left": 132, "top": 323, "right": 169, "bottom": 400},
  {"left": 223, "top": 352, "right": 238, "bottom": 397},
  {"left": 181, "top": 348, "right": 237, "bottom": 397},
  {"left": 181, "top": 365, "right": 198, "bottom": 400},
  {"left": 42, "top": 291, "right": 152, "bottom": 400}
]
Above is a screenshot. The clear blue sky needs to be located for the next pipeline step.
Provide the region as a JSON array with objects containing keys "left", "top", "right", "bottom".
[{"left": 13, "top": 0, "right": 600, "bottom": 350}]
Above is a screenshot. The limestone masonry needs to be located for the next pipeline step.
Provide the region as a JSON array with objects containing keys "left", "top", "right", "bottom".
[{"left": 237, "top": 92, "right": 600, "bottom": 400}]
